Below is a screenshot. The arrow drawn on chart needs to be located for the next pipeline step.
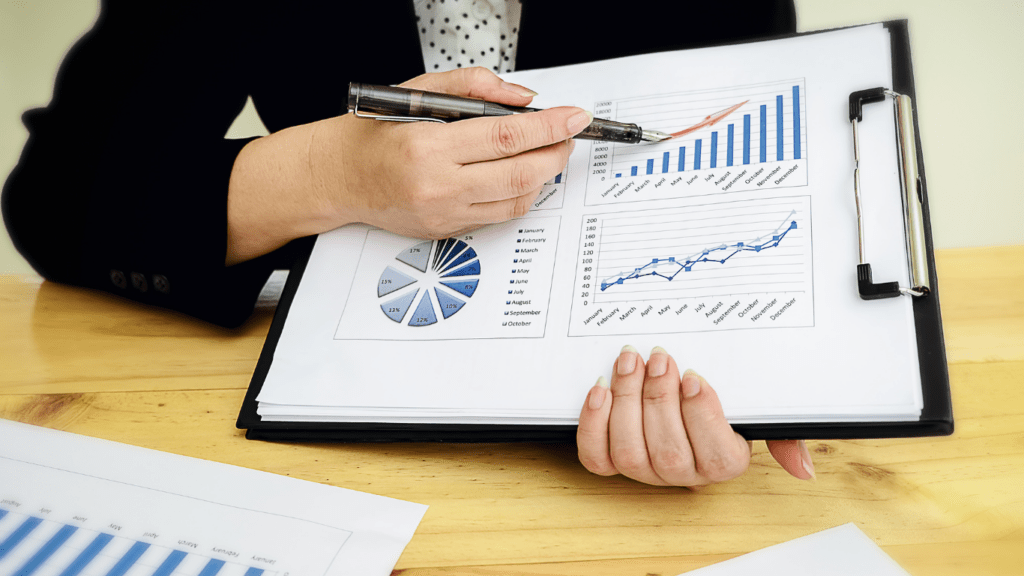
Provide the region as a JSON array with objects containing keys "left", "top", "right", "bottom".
[{"left": 665, "top": 100, "right": 749, "bottom": 140}]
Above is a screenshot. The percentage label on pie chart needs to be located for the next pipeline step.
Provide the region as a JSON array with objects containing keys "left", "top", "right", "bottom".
[{"left": 377, "top": 238, "right": 481, "bottom": 326}]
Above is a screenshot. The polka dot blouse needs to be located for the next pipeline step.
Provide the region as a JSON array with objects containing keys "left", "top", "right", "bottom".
[{"left": 413, "top": 0, "right": 523, "bottom": 74}]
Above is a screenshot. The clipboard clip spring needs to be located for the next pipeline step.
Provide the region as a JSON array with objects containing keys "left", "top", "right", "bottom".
[{"left": 849, "top": 88, "right": 930, "bottom": 300}]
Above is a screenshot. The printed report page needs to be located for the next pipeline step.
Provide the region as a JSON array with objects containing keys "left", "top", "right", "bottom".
[{"left": 257, "top": 24, "right": 922, "bottom": 424}]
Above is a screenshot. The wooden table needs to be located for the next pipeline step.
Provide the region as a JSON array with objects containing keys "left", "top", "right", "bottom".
[{"left": 2, "top": 245, "right": 1022, "bottom": 575}]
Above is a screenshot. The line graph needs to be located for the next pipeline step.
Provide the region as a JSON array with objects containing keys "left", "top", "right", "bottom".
[
  {"left": 601, "top": 213, "right": 797, "bottom": 291},
  {"left": 569, "top": 197, "right": 813, "bottom": 336}
]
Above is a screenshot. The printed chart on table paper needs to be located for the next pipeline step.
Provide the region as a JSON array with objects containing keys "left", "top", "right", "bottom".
[{"left": 585, "top": 79, "right": 808, "bottom": 206}]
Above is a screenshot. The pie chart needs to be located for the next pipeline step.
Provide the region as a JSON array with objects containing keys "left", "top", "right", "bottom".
[{"left": 377, "top": 238, "right": 481, "bottom": 326}]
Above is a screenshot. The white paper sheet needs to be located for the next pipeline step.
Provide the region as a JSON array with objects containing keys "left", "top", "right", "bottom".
[
  {"left": 679, "top": 523, "right": 910, "bottom": 575},
  {"left": 257, "top": 24, "right": 922, "bottom": 425},
  {"left": 0, "top": 419, "right": 427, "bottom": 576}
]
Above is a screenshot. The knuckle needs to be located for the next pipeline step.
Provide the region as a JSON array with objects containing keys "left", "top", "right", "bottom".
[
  {"left": 641, "top": 386, "right": 674, "bottom": 406},
  {"left": 503, "top": 192, "right": 533, "bottom": 222},
  {"left": 610, "top": 448, "right": 649, "bottom": 476},
  {"left": 695, "top": 451, "right": 749, "bottom": 482},
  {"left": 490, "top": 120, "right": 526, "bottom": 156},
  {"left": 578, "top": 453, "right": 617, "bottom": 476},
  {"left": 650, "top": 448, "right": 697, "bottom": 483},
  {"left": 508, "top": 161, "right": 536, "bottom": 195},
  {"left": 468, "top": 65, "right": 491, "bottom": 83}
]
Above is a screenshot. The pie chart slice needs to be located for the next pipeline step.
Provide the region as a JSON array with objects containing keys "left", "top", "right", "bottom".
[
  {"left": 396, "top": 240, "right": 433, "bottom": 272},
  {"left": 408, "top": 291, "right": 438, "bottom": 326},
  {"left": 440, "top": 279, "right": 478, "bottom": 298},
  {"left": 434, "top": 287, "right": 466, "bottom": 319},
  {"left": 381, "top": 289, "right": 419, "bottom": 323},
  {"left": 378, "top": 266, "right": 418, "bottom": 297},
  {"left": 441, "top": 259, "right": 481, "bottom": 278}
]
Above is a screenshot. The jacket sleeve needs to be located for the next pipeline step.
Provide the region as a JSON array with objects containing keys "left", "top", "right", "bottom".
[{"left": 2, "top": 1, "right": 294, "bottom": 328}]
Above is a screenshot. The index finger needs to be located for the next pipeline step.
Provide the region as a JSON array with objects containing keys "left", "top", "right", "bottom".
[
  {"left": 445, "top": 106, "right": 592, "bottom": 164},
  {"left": 400, "top": 66, "right": 538, "bottom": 105}
]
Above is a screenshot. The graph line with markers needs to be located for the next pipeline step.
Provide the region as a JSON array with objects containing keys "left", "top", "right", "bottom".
[{"left": 600, "top": 212, "right": 797, "bottom": 291}]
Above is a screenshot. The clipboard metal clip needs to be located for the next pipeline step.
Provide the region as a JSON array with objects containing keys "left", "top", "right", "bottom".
[{"left": 849, "top": 87, "right": 930, "bottom": 300}]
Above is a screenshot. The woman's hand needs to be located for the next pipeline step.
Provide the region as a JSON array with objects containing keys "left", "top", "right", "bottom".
[
  {"left": 227, "top": 67, "right": 589, "bottom": 265},
  {"left": 577, "top": 345, "right": 815, "bottom": 487}
]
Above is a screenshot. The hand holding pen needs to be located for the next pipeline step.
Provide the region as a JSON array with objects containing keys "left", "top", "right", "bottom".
[
  {"left": 348, "top": 83, "right": 671, "bottom": 144},
  {"left": 301, "top": 67, "right": 593, "bottom": 241}
]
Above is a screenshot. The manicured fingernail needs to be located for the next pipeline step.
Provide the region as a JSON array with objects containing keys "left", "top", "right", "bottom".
[
  {"left": 647, "top": 346, "right": 668, "bottom": 377},
  {"left": 681, "top": 369, "right": 702, "bottom": 399},
  {"left": 799, "top": 440, "right": 816, "bottom": 480},
  {"left": 589, "top": 376, "right": 609, "bottom": 410},
  {"left": 500, "top": 81, "right": 537, "bottom": 97},
  {"left": 567, "top": 110, "right": 594, "bottom": 133},
  {"left": 616, "top": 345, "right": 638, "bottom": 375}
]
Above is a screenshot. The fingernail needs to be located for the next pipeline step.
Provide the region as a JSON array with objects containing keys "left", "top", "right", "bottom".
[
  {"left": 588, "top": 376, "right": 609, "bottom": 410},
  {"left": 799, "top": 440, "right": 816, "bottom": 480},
  {"left": 616, "top": 345, "right": 638, "bottom": 375},
  {"left": 500, "top": 81, "right": 537, "bottom": 97},
  {"left": 567, "top": 110, "right": 594, "bottom": 134},
  {"left": 681, "top": 369, "right": 702, "bottom": 399},
  {"left": 647, "top": 346, "right": 668, "bottom": 377}
]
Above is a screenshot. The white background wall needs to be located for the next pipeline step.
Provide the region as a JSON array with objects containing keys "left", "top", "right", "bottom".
[{"left": 2, "top": 0, "right": 1021, "bottom": 274}]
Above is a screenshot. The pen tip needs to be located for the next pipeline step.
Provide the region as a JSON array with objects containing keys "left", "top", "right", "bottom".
[{"left": 642, "top": 130, "right": 672, "bottom": 142}]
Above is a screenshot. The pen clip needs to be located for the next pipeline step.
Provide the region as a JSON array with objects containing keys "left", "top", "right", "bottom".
[{"left": 352, "top": 96, "right": 447, "bottom": 123}]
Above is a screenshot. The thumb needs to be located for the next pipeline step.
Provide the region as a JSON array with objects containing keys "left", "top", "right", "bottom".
[
  {"left": 400, "top": 66, "right": 537, "bottom": 106},
  {"left": 767, "top": 440, "right": 816, "bottom": 480}
]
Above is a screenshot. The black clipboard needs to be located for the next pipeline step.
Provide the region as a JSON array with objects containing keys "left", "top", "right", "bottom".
[{"left": 237, "top": 21, "right": 952, "bottom": 443}]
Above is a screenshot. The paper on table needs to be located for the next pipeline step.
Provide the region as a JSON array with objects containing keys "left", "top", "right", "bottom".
[
  {"left": 679, "top": 524, "right": 910, "bottom": 575},
  {"left": 0, "top": 419, "right": 427, "bottom": 576},
  {"left": 257, "top": 24, "right": 922, "bottom": 425}
]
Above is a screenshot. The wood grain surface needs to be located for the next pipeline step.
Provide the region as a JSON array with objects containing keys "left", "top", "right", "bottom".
[{"left": 1, "top": 245, "right": 1022, "bottom": 575}]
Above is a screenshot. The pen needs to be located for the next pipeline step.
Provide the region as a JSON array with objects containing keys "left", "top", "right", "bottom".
[{"left": 347, "top": 83, "right": 671, "bottom": 144}]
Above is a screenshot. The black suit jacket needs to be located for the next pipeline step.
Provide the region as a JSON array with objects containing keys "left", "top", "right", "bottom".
[{"left": 2, "top": 0, "right": 795, "bottom": 327}]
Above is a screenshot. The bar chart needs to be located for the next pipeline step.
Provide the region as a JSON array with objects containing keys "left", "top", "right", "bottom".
[
  {"left": 569, "top": 196, "right": 814, "bottom": 336},
  {"left": 531, "top": 170, "right": 566, "bottom": 211},
  {"left": 585, "top": 80, "right": 808, "bottom": 206},
  {"left": 0, "top": 454, "right": 351, "bottom": 576},
  {"left": 0, "top": 509, "right": 268, "bottom": 576}
]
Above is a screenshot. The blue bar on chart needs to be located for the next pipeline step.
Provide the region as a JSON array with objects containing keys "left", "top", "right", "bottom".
[
  {"left": 759, "top": 104, "right": 767, "bottom": 163},
  {"left": 662, "top": 151, "right": 669, "bottom": 173},
  {"left": 0, "top": 516, "right": 42, "bottom": 561},
  {"left": 59, "top": 533, "right": 114, "bottom": 576},
  {"left": 198, "top": 558, "right": 226, "bottom": 576},
  {"left": 678, "top": 147, "right": 685, "bottom": 171},
  {"left": 14, "top": 524, "right": 77, "bottom": 576},
  {"left": 793, "top": 85, "right": 802, "bottom": 159},
  {"left": 776, "top": 95, "right": 784, "bottom": 161},
  {"left": 646, "top": 159, "right": 654, "bottom": 175},
  {"left": 152, "top": 549, "right": 188, "bottom": 576},
  {"left": 726, "top": 124, "right": 734, "bottom": 167},
  {"left": 694, "top": 139, "right": 702, "bottom": 170},
  {"left": 106, "top": 541, "right": 150, "bottom": 576},
  {"left": 742, "top": 115, "right": 750, "bottom": 165},
  {"left": 243, "top": 568, "right": 266, "bottom": 576},
  {"left": 554, "top": 173, "right": 562, "bottom": 184},
  {"left": 630, "top": 166, "right": 637, "bottom": 177},
  {"left": 710, "top": 132, "right": 718, "bottom": 169},
  {"left": 615, "top": 172, "right": 621, "bottom": 178}
]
